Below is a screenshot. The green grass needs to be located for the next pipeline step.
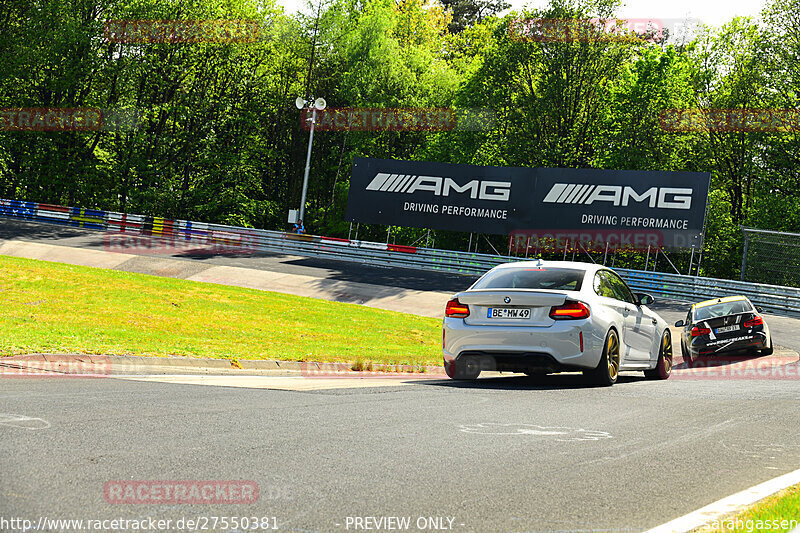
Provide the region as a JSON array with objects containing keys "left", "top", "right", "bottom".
[
  {"left": 0, "top": 255, "right": 443, "bottom": 365},
  {"left": 699, "top": 484, "right": 800, "bottom": 532}
]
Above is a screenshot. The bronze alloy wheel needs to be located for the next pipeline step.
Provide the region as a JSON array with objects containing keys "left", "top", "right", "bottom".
[
  {"left": 662, "top": 334, "right": 673, "bottom": 376},
  {"left": 585, "top": 329, "right": 621, "bottom": 386},
  {"left": 583, "top": 329, "right": 619, "bottom": 387},
  {"left": 606, "top": 330, "right": 620, "bottom": 382}
]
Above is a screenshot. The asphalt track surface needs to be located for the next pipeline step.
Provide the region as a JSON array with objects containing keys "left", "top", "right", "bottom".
[
  {"left": 3, "top": 374, "right": 800, "bottom": 532},
  {"left": 2, "top": 217, "right": 800, "bottom": 532}
]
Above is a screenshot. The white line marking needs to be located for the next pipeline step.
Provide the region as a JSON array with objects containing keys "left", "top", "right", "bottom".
[
  {"left": 458, "top": 423, "right": 612, "bottom": 441},
  {"left": 644, "top": 467, "right": 800, "bottom": 533},
  {"left": 0, "top": 413, "right": 51, "bottom": 430}
]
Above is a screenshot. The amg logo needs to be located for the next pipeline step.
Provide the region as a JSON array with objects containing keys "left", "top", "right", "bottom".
[
  {"left": 366, "top": 173, "right": 511, "bottom": 201},
  {"left": 543, "top": 184, "right": 693, "bottom": 210}
]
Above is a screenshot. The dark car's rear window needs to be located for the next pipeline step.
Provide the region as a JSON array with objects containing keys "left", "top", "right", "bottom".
[
  {"left": 472, "top": 267, "right": 585, "bottom": 291},
  {"left": 694, "top": 300, "right": 753, "bottom": 321}
]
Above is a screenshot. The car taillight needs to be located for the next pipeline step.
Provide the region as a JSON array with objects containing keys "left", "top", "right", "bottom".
[
  {"left": 549, "top": 301, "right": 590, "bottom": 320},
  {"left": 744, "top": 316, "right": 764, "bottom": 328},
  {"left": 445, "top": 298, "right": 470, "bottom": 318},
  {"left": 691, "top": 326, "right": 711, "bottom": 337}
]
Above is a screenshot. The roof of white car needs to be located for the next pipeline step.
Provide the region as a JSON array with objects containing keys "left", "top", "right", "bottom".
[{"left": 493, "top": 260, "right": 607, "bottom": 273}]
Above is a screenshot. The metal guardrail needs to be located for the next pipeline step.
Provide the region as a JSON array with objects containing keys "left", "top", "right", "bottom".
[
  {"left": 2, "top": 197, "right": 799, "bottom": 317},
  {"left": 617, "top": 269, "right": 800, "bottom": 318}
]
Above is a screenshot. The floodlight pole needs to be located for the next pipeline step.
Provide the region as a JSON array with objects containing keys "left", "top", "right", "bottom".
[{"left": 299, "top": 107, "right": 317, "bottom": 222}]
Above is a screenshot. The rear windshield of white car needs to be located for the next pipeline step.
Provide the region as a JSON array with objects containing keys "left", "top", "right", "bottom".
[
  {"left": 694, "top": 300, "right": 753, "bottom": 321},
  {"left": 472, "top": 268, "right": 585, "bottom": 291}
]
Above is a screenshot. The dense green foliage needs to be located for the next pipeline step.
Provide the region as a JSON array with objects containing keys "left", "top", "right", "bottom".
[{"left": 1, "top": 0, "right": 799, "bottom": 280}]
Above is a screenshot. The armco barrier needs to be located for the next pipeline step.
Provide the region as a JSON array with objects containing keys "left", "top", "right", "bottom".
[
  {"left": 617, "top": 269, "right": 800, "bottom": 317},
  {"left": 2, "top": 197, "right": 799, "bottom": 317}
]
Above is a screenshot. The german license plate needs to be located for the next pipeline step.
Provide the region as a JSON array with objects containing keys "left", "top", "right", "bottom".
[
  {"left": 716, "top": 325, "right": 739, "bottom": 334},
  {"left": 487, "top": 308, "right": 531, "bottom": 319}
]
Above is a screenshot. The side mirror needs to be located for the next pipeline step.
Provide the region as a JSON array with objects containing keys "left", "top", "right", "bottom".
[
  {"left": 635, "top": 293, "right": 655, "bottom": 306},
  {"left": 756, "top": 306, "right": 764, "bottom": 313},
  {"left": 675, "top": 320, "right": 685, "bottom": 328}
]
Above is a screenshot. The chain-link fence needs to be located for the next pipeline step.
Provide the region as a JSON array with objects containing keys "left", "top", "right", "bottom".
[
  {"left": 505, "top": 233, "right": 705, "bottom": 276},
  {"left": 741, "top": 227, "right": 800, "bottom": 286}
]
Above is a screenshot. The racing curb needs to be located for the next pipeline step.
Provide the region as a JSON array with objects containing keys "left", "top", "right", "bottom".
[
  {"left": 0, "top": 354, "right": 450, "bottom": 378},
  {"left": 0, "top": 353, "right": 306, "bottom": 375}
]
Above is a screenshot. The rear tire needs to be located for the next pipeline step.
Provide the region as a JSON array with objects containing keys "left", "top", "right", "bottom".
[
  {"left": 585, "top": 329, "right": 620, "bottom": 387},
  {"left": 645, "top": 331, "right": 672, "bottom": 380},
  {"left": 444, "top": 356, "right": 481, "bottom": 380},
  {"left": 681, "top": 339, "right": 694, "bottom": 366},
  {"left": 762, "top": 336, "right": 774, "bottom": 356}
]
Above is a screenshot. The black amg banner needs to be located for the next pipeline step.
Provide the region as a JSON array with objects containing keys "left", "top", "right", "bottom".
[{"left": 345, "top": 157, "right": 711, "bottom": 249}]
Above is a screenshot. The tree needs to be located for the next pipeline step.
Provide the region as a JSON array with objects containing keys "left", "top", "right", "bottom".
[{"left": 439, "top": 0, "right": 509, "bottom": 33}]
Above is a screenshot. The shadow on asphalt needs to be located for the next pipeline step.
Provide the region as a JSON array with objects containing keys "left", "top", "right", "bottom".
[
  {"left": 0, "top": 218, "right": 103, "bottom": 243},
  {"left": 650, "top": 299, "right": 692, "bottom": 318},
  {"left": 290, "top": 256, "right": 479, "bottom": 294},
  {"left": 415, "top": 373, "right": 648, "bottom": 390}
]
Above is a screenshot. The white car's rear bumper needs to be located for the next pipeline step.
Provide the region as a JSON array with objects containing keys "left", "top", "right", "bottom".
[{"left": 442, "top": 317, "right": 604, "bottom": 371}]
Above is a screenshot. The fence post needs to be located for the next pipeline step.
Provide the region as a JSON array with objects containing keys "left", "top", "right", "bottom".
[
  {"left": 696, "top": 246, "right": 703, "bottom": 277},
  {"left": 740, "top": 230, "right": 750, "bottom": 281}
]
